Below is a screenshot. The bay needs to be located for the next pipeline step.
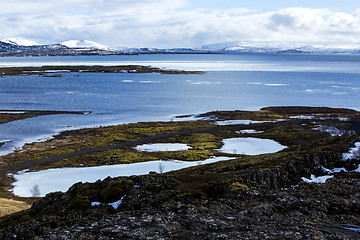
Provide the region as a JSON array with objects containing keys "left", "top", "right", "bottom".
[{"left": 0, "top": 53, "right": 359, "bottom": 155}]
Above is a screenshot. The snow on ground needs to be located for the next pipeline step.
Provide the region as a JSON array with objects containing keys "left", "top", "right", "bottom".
[
  {"left": 342, "top": 142, "right": 360, "bottom": 160},
  {"left": 313, "top": 125, "right": 350, "bottom": 137},
  {"left": 289, "top": 115, "right": 316, "bottom": 120},
  {"left": 0, "top": 111, "right": 26, "bottom": 114},
  {"left": 302, "top": 142, "right": 360, "bottom": 185},
  {"left": 301, "top": 174, "right": 334, "bottom": 183},
  {"left": 215, "top": 120, "right": 267, "bottom": 125},
  {"left": 236, "top": 129, "right": 264, "bottom": 134},
  {"left": 108, "top": 195, "right": 126, "bottom": 209},
  {"left": 11, "top": 157, "right": 234, "bottom": 197},
  {"left": 321, "top": 166, "right": 347, "bottom": 174},
  {"left": 134, "top": 143, "right": 191, "bottom": 152},
  {"left": 216, "top": 137, "right": 286, "bottom": 155}
]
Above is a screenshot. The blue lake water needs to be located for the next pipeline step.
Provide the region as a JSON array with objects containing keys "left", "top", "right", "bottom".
[{"left": 0, "top": 53, "right": 360, "bottom": 155}]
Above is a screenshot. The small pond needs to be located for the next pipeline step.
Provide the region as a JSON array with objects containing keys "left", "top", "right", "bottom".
[{"left": 217, "top": 137, "right": 287, "bottom": 155}]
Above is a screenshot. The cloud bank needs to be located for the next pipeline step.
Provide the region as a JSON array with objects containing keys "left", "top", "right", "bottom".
[{"left": 1, "top": 0, "right": 360, "bottom": 48}]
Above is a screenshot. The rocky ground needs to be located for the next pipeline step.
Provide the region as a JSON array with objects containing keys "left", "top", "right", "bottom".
[{"left": 1, "top": 173, "right": 360, "bottom": 239}]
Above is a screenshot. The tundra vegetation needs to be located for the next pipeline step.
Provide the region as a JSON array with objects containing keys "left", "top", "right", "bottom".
[{"left": 0, "top": 106, "right": 359, "bottom": 239}]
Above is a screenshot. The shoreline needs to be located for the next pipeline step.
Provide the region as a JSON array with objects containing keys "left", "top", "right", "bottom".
[
  {"left": 0, "top": 140, "right": 12, "bottom": 148},
  {"left": 0, "top": 109, "right": 91, "bottom": 125}
]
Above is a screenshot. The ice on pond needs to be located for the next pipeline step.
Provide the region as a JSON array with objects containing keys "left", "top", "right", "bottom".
[
  {"left": 134, "top": 143, "right": 191, "bottom": 152},
  {"left": 216, "top": 137, "right": 287, "bottom": 155},
  {"left": 11, "top": 156, "right": 234, "bottom": 197}
]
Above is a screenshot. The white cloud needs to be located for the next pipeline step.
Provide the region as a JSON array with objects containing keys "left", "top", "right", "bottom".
[{"left": 1, "top": 1, "right": 360, "bottom": 48}]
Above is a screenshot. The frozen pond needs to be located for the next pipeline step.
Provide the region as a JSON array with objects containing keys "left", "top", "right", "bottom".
[
  {"left": 217, "top": 137, "right": 287, "bottom": 155},
  {"left": 134, "top": 143, "right": 191, "bottom": 152},
  {"left": 11, "top": 156, "right": 233, "bottom": 197}
]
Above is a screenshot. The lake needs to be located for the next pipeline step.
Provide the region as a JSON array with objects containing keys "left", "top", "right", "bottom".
[{"left": 0, "top": 53, "right": 360, "bottom": 155}]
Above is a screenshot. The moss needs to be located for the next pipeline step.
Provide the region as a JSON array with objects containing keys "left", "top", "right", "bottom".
[
  {"left": 70, "top": 195, "right": 90, "bottom": 209},
  {"left": 230, "top": 182, "right": 250, "bottom": 191},
  {"left": 282, "top": 171, "right": 289, "bottom": 180},
  {"left": 100, "top": 179, "right": 134, "bottom": 203}
]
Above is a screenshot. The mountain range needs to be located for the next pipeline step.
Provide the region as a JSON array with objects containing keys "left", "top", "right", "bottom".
[{"left": 1, "top": 37, "right": 360, "bottom": 56}]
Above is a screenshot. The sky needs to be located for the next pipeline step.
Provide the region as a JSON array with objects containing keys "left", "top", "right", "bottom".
[{"left": 1, "top": 0, "right": 360, "bottom": 48}]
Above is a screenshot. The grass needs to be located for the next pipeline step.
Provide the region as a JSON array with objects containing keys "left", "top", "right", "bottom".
[
  {"left": 0, "top": 198, "right": 30, "bottom": 217},
  {"left": 0, "top": 120, "right": 215, "bottom": 169}
]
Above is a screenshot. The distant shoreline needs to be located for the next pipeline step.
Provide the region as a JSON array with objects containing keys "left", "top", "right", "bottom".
[
  {"left": 0, "top": 65, "right": 203, "bottom": 76},
  {"left": 0, "top": 110, "right": 91, "bottom": 125}
]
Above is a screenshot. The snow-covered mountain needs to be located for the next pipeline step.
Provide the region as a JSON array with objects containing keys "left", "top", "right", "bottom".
[
  {"left": 202, "top": 41, "right": 241, "bottom": 50},
  {"left": 0, "top": 38, "right": 117, "bottom": 56},
  {"left": 2, "top": 37, "right": 360, "bottom": 56},
  {"left": 201, "top": 41, "right": 360, "bottom": 54},
  {"left": 202, "top": 41, "right": 293, "bottom": 52},
  {"left": 1, "top": 37, "right": 55, "bottom": 46},
  {"left": 61, "top": 40, "right": 111, "bottom": 50}
]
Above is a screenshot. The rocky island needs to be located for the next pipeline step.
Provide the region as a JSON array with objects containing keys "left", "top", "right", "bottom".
[{"left": 0, "top": 106, "right": 359, "bottom": 239}]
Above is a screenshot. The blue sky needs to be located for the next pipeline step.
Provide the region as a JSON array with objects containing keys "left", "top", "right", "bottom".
[{"left": 1, "top": 0, "right": 360, "bottom": 48}]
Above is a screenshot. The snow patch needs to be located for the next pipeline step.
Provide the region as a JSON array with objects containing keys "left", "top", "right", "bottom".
[
  {"left": 0, "top": 111, "right": 26, "bottom": 114},
  {"left": 215, "top": 120, "right": 267, "bottom": 125},
  {"left": 313, "top": 125, "right": 352, "bottom": 137},
  {"left": 91, "top": 202, "right": 101, "bottom": 207},
  {"left": 289, "top": 115, "right": 315, "bottom": 120},
  {"left": 237, "top": 129, "right": 264, "bottom": 134},
  {"left": 109, "top": 195, "right": 126, "bottom": 209},
  {"left": 342, "top": 142, "right": 360, "bottom": 160},
  {"left": 134, "top": 143, "right": 191, "bottom": 152},
  {"left": 302, "top": 174, "right": 334, "bottom": 184},
  {"left": 216, "top": 137, "right": 286, "bottom": 155}
]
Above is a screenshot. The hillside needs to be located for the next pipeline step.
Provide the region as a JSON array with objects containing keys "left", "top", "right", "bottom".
[{"left": 3, "top": 38, "right": 360, "bottom": 57}]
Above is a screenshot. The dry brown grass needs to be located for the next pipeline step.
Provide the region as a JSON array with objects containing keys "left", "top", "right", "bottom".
[{"left": 0, "top": 198, "right": 30, "bottom": 217}]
